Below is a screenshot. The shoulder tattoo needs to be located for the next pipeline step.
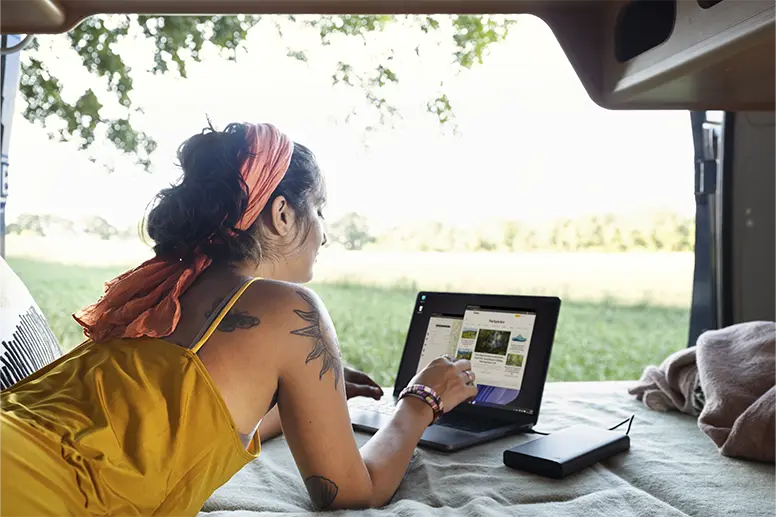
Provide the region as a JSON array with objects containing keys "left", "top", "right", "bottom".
[
  {"left": 290, "top": 290, "right": 343, "bottom": 390},
  {"left": 305, "top": 475, "right": 339, "bottom": 510},
  {"left": 206, "top": 300, "right": 260, "bottom": 333}
]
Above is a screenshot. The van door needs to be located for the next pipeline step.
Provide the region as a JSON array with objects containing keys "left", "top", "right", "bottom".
[{"left": 687, "top": 111, "right": 726, "bottom": 347}]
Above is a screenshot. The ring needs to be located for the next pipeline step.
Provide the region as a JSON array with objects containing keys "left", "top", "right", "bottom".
[{"left": 465, "top": 370, "right": 474, "bottom": 385}]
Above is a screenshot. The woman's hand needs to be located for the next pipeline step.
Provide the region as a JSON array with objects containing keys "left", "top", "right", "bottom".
[
  {"left": 344, "top": 366, "right": 384, "bottom": 400},
  {"left": 408, "top": 355, "right": 478, "bottom": 414}
]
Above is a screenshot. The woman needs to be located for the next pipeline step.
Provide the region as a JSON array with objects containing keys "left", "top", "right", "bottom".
[{"left": 0, "top": 122, "right": 478, "bottom": 515}]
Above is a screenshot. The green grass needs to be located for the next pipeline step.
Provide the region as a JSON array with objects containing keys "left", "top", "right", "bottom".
[{"left": 8, "top": 257, "right": 689, "bottom": 386}]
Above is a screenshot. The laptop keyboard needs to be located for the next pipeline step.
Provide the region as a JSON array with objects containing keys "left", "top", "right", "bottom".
[{"left": 351, "top": 397, "right": 512, "bottom": 433}]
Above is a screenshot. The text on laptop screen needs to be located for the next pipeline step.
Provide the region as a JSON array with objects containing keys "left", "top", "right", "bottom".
[{"left": 416, "top": 306, "right": 537, "bottom": 409}]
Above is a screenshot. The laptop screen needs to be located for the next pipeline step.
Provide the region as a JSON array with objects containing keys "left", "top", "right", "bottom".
[
  {"left": 396, "top": 292, "right": 560, "bottom": 418},
  {"left": 415, "top": 306, "right": 537, "bottom": 412}
]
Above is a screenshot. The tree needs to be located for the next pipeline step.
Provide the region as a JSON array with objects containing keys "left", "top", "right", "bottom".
[
  {"left": 19, "top": 15, "right": 516, "bottom": 170},
  {"left": 14, "top": 214, "right": 45, "bottom": 236},
  {"left": 329, "top": 212, "right": 376, "bottom": 251},
  {"left": 81, "top": 215, "right": 118, "bottom": 240}
]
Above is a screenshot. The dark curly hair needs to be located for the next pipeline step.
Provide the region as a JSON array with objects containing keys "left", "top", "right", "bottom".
[{"left": 145, "top": 122, "right": 325, "bottom": 264}]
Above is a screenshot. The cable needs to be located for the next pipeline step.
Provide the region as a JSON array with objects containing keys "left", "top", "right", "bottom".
[
  {"left": 529, "top": 414, "right": 635, "bottom": 437},
  {"left": 609, "top": 415, "right": 635, "bottom": 435}
]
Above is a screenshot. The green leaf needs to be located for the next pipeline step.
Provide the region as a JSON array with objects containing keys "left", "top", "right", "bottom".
[
  {"left": 309, "top": 15, "right": 394, "bottom": 44},
  {"left": 452, "top": 15, "right": 515, "bottom": 68},
  {"left": 426, "top": 94, "right": 455, "bottom": 126},
  {"left": 287, "top": 50, "right": 308, "bottom": 62},
  {"left": 332, "top": 62, "right": 355, "bottom": 86}
]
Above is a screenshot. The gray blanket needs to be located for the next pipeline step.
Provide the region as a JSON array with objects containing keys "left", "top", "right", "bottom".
[
  {"left": 201, "top": 382, "right": 774, "bottom": 517},
  {"left": 629, "top": 321, "right": 775, "bottom": 462}
]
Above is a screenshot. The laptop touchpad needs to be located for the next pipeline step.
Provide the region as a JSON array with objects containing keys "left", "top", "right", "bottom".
[{"left": 421, "top": 424, "right": 476, "bottom": 445}]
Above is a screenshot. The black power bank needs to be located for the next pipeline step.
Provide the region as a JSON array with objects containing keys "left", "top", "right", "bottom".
[{"left": 503, "top": 424, "right": 630, "bottom": 479}]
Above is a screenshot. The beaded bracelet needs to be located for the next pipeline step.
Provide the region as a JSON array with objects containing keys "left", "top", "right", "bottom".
[{"left": 398, "top": 384, "right": 444, "bottom": 424}]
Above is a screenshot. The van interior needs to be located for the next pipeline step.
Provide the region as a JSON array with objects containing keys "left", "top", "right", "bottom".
[{"left": 1, "top": 1, "right": 774, "bottom": 516}]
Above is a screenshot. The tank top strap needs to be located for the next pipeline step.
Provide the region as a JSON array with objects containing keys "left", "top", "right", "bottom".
[{"left": 190, "top": 277, "right": 260, "bottom": 354}]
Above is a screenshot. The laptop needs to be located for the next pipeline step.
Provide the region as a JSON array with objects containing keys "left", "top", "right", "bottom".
[{"left": 349, "top": 291, "right": 561, "bottom": 452}]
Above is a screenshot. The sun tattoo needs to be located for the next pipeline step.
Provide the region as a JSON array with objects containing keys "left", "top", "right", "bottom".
[{"left": 290, "top": 291, "right": 343, "bottom": 390}]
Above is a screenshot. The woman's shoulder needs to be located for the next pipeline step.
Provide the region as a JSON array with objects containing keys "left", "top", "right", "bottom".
[
  {"left": 244, "top": 278, "right": 322, "bottom": 305},
  {"left": 239, "top": 279, "right": 328, "bottom": 327},
  {"left": 239, "top": 279, "right": 340, "bottom": 385},
  {"left": 232, "top": 280, "right": 335, "bottom": 369}
]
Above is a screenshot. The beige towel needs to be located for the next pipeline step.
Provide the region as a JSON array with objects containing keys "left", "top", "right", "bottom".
[
  {"left": 629, "top": 321, "right": 775, "bottom": 463},
  {"left": 628, "top": 346, "right": 700, "bottom": 414}
]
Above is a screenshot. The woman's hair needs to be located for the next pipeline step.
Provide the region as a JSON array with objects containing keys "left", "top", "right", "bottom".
[{"left": 145, "top": 122, "right": 325, "bottom": 264}]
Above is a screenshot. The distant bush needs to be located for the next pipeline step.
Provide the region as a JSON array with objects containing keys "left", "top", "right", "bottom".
[
  {"left": 368, "top": 212, "right": 695, "bottom": 253},
  {"left": 7, "top": 213, "right": 136, "bottom": 241},
  {"left": 8, "top": 210, "right": 695, "bottom": 252}
]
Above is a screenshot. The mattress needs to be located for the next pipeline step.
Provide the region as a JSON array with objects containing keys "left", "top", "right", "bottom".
[{"left": 201, "top": 381, "right": 775, "bottom": 516}]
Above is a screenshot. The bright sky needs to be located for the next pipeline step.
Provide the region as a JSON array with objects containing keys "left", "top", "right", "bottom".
[{"left": 6, "top": 15, "right": 695, "bottom": 230}]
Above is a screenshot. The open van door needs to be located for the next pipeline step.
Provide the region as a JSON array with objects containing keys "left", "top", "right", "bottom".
[{"left": 688, "top": 111, "right": 725, "bottom": 347}]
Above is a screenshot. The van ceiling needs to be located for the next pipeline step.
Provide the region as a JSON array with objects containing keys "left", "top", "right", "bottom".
[{"left": 1, "top": 0, "right": 774, "bottom": 111}]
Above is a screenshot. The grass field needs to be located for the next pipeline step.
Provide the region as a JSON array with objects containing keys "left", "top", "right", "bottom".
[
  {"left": 7, "top": 235, "right": 695, "bottom": 305},
  {"left": 7, "top": 254, "right": 691, "bottom": 386}
]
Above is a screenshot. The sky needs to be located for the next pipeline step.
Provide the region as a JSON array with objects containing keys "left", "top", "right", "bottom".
[{"left": 5, "top": 15, "right": 695, "bottom": 231}]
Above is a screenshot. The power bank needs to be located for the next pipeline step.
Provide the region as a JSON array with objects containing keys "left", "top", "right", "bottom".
[{"left": 503, "top": 424, "right": 630, "bottom": 479}]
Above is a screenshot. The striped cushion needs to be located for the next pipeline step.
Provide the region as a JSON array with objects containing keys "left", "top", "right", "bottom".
[{"left": 0, "top": 256, "right": 62, "bottom": 390}]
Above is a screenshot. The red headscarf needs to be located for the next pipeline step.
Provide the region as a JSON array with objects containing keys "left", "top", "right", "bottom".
[{"left": 73, "top": 123, "right": 293, "bottom": 342}]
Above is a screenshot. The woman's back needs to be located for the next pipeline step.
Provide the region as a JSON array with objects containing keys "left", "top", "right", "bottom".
[
  {"left": 1, "top": 121, "right": 477, "bottom": 515},
  {"left": 1, "top": 279, "right": 262, "bottom": 516}
]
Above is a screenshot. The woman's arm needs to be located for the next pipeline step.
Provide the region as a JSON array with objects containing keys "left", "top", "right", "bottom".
[
  {"left": 259, "top": 375, "right": 427, "bottom": 503},
  {"left": 354, "top": 397, "right": 434, "bottom": 505},
  {"left": 270, "top": 286, "right": 476, "bottom": 509},
  {"left": 260, "top": 366, "right": 382, "bottom": 444}
]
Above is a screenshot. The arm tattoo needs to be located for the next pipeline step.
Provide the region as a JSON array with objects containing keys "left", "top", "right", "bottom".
[
  {"left": 206, "top": 300, "right": 260, "bottom": 333},
  {"left": 290, "top": 291, "right": 343, "bottom": 390},
  {"left": 305, "top": 475, "right": 339, "bottom": 510}
]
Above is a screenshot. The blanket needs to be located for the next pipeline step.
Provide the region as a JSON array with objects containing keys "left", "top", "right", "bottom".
[
  {"left": 629, "top": 321, "right": 775, "bottom": 463},
  {"left": 201, "top": 382, "right": 775, "bottom": 517}
]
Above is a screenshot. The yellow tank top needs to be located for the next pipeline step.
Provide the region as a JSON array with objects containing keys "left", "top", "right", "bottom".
[{"left": 1, "top": 278, "right": 261, "bottom": 516}]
